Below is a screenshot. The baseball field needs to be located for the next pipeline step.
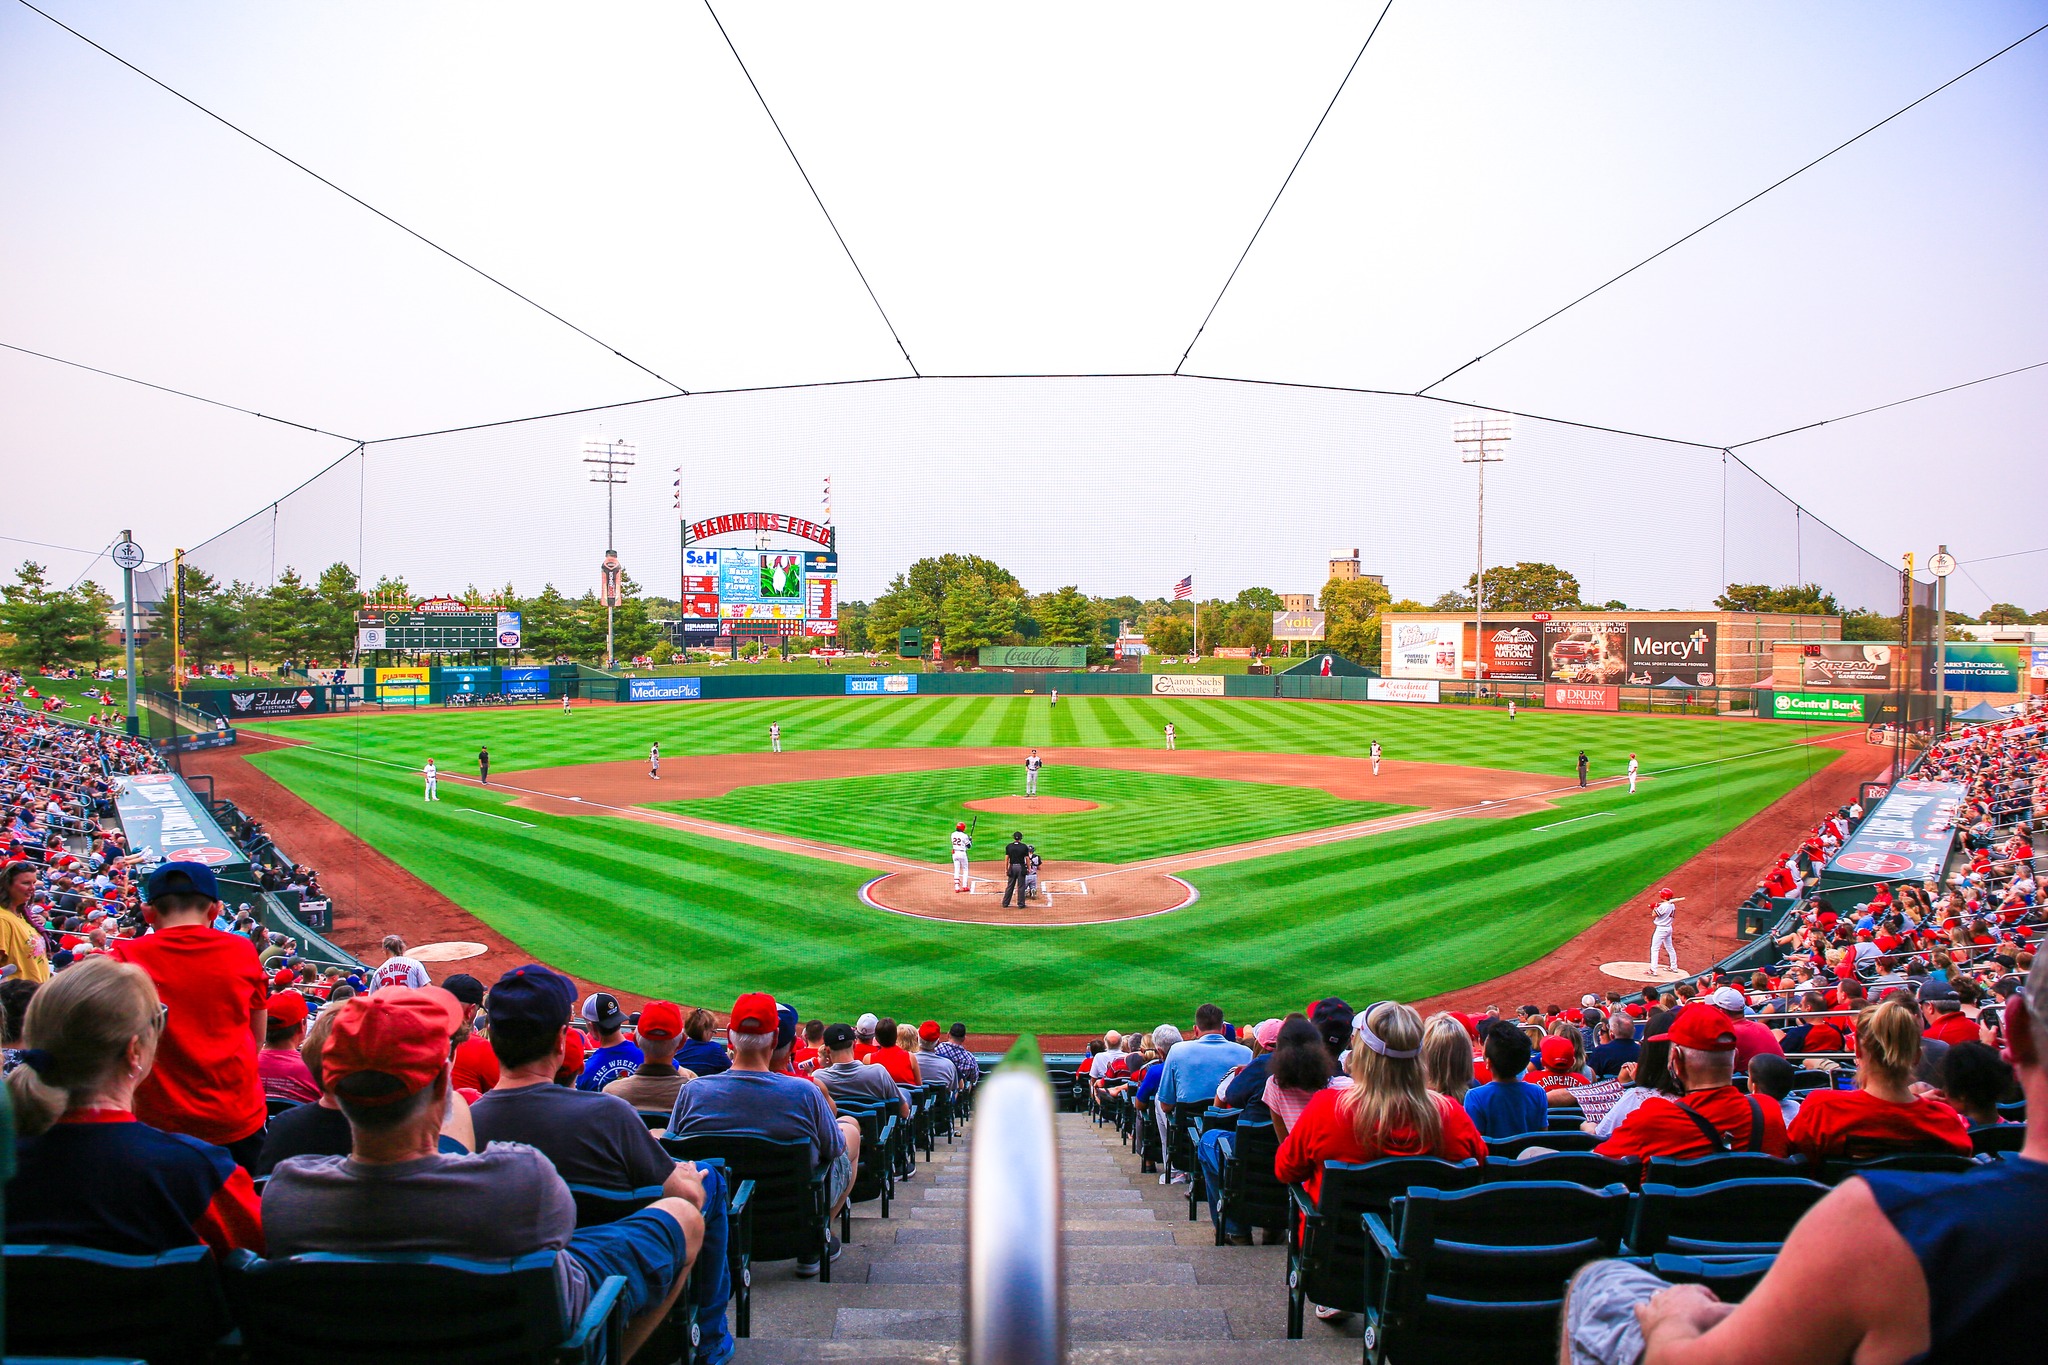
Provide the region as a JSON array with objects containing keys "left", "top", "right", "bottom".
[{"left": 231, "top": 694, "right": 1857, "bottom": 1031}]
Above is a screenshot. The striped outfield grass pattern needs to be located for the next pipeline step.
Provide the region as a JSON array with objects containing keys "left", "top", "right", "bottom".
[
  {"left": 652, "top": 765, "right": 1414, "bottom": 864},
  {"left": 243, "top": 696, "right": 1850, "bottom": 1029}
]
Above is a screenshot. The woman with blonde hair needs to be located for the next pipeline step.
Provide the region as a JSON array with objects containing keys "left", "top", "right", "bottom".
[
  {"left": 5, "top": 957, "right": 264, "bottom": 1253},
  {"left": 1419, "top": 1011, "right": 1474, "bottom": 1103},
  {"left": 1787, "top": 997, "right": 1972, "bottom": 1163}
]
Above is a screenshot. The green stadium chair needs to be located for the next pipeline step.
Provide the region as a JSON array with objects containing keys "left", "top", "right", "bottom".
[
  {"left": 1639, "top": 1153, "right": 1803, "bottom": 1188},
  {"left": 1284, "top": 1158, "right": 1482, "bottom": 1337},
  {"left": 1484, "top": 1130, "right": 1598, "bottom": 1157},
  {"left": 1634, "top": 1252, "right": 1777, "bottom": 1302},
  {"left": 661, "top": 1133, "right": 829, "bottom": 1309},
  {"left": 1361, "top": 1181, "right": 1633, "bottom": 1365},
  {"left": 1627, "top": 1178, "right": 1831, "bottom": 1256},
  {"left": 1969, "top": 1122, "right": 2026, "bottom": 1156},
  {"left": 833, "top": 1101, "right": 900, "bottom": 1226},
  {"left": 1165, "top": 1100, "right": 1213, "bottom": 1220},
  {"left": 1784, "top": 1070, "right": 1836, "bottom": 1093},
  {"left": 565, "top": 1183, "right": 665, "bottom": 1228},
  {"left": 1215, "top": 1120, "right": 1289, "bottom": 1247},
  {"left": 4, "top": 1244, "right": 233, "bottom": 1365},
  {"left": 1481, "top": 1151, "right": 1639, "bottom": 1190},
  {"left": 222, "top": 1248, "right": 626, "bottom": 1364},
  {"left": 1816, "top": 1151, "right": 1984, "bottom": 1184},
  {"left": 265, "top": 1096, "right": 304, "bottom": 1120}
]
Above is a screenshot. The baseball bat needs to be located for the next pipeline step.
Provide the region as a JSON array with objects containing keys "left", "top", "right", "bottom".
[{"left": 968, "top": 814, "right": 979, "bottom": 840}]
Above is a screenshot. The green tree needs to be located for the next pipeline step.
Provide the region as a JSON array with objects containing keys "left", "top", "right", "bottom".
[
  {"left": 1145, "top": 612, "right": 1192, "bottom": 655},
  {"left": 610, "top": 573, "right": 659, "bottom": 661},
  {"left": 569, "top": 590, "right": 608, "bottom": 662},
  {"left": 867, "top": 554, "right": 1025, "bottom": 648},
  {"left": 1232, "top": 586, "right": 1283, "bottom": 612},
  {"left": 1982, "top": 602, "right": 2030, "bottom": 626},
  {"left": 938, "top": 574, "right": 1016, "bottom": 655},
  {"left": 1841, "top": 609, "right": 1899, "bottom": 641},
  {"left": 521, "top": 584, "right": 576, "bottom": 661},
  {"left": 73, "top": 581, "right": 116, "bottom": 668},
  {"left": 1714, "top": 582, "right": 1843, "bottom": 615},
  {"left": 1431, "top": 590, "right": 1471, "bottom": 611},
  {"left": 221, "top": 580, "right": 265, "bottom": 671},
  {"left": 309, "top": 562, "right": 362, "bottom": 664},
  {"left": 837, "top": 599, "right": 871, "bottom": 652},
  {"left": 1465, "top": 561, "right": 1581, "bottom": 612},
  {"left": 168, "top": 565, "right": 238, "bottom": 671},
  {"left": 0, "top": 562, "right": 104, "bottom": 669},
  {"left": 1036, "top": 585, "right": 1097, "bottom": 645},
  {"left": 369, "top": 574, "right": 413, "bottom": 604},
  {"left": 1321, "top": 574, "right": 1391, "bottom": 665},
  {"left": 258, "top": 567, "right": 322, "bottom": 664}
]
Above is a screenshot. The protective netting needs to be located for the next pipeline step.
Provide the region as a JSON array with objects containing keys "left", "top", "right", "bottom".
[{"left": 137, "top": 375, "right": 1912, "bottom": 621}]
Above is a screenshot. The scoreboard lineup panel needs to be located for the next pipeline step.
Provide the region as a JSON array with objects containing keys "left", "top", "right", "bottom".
[{"left": 357, "top": 609, "right": 521, "bottom": 652}]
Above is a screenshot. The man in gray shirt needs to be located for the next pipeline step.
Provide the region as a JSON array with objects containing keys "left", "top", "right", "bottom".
[
  {"left": 813, "top": 1022, "right": 910, "bottom": 1121},
  {"left": 262, "top": 981, "right": 706, "bottom": 1363}
]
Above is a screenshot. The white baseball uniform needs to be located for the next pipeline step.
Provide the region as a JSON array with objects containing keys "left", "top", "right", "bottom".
[
  {"left": 770, "top": 723, "right": 781, "bottom": 753},
  {"left": 1050, "top": 689, "right": 1058, "bottom": 707},
  {"left": 951, "top": 828, "right": 973, "bottom": 890},
  {"left": 563, "top": 692, "right": 572, "bottom": 714},
  {"left": 650, "top": 743, "right": 660, "bottom": 779},
  {"left": 1650, "top": 896, "right": 1678, "bottom": 971},
  {"left": 1369, "top": 741, "right": 1381, "bottom": 776},
  {"left": 1627, "top": 756, "right": 1639, "bottom": 794},
  {"left": 423, "top": 761, "right": 438, "bottom": 801},
  {"left": 1025, "top": 754, "right": 1043, "bottom": 796},
  {"left": 1164, "top": 723, "right": 1175, "bottom": 750},
  {"left": 1508, "top": 700, "right": 1516, "bottom": 720}
]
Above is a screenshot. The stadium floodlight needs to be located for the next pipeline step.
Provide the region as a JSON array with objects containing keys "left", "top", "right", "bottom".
[
  {"left": 1453, "top": 416, "right": 1512, "bottom": 685},
  {"left": 582, "top": 437, "right": 636, "bottom": 668}
]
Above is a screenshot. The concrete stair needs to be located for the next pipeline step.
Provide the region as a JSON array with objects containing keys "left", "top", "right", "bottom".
[{"left": 731, "top": 1108, "right": 1361, "bottom": 1363}]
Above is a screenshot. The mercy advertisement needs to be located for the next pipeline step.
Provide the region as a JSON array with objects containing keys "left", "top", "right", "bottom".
[
  {"left": 1390, "top": 621, "right": 1462, "bottom": 678},
  {"left": 1622, "top": 621, "right": 1717, "bottom": 687},
  {"left": 1542, "top": 620, "right": 1627, "bottom": 685},
  {"left": 1824, "top": 778, "right": 1965, "bottom": 884}
]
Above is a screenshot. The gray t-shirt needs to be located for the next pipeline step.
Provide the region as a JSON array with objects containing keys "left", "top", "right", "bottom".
[
  {"left": 815, "top": 1060, "right": 904, "bottom": 1112},
  {"left": 667, "top": 1068, "right": 844, "bottom": 1170},
  {"left": 916, "top": 1051, "right": 959, "bottom": 1090},
  {"left": 469, "top": 1082, "right": 676, "bottom": 1191},
  {"left": 263, "top": 1143, "right": 591, "bottom": 1315}
]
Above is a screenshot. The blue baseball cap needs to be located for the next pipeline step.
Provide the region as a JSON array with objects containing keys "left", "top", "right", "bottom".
[
  {"left": 487, "top": 964, "right": 576, "bottom": 1029},
  {"left": 776, "top": 1002, "right": 799, "bottom": 1050},
  {"left": 145, "top": 861, "right": 220, "bottom": 903}
]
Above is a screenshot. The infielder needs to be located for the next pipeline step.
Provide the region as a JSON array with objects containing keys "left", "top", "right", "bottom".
[
  {"left": 1164, "top": 722, "right": 1176, "bottom": 751},
  {"left": 649, "top": 741, "right": 661, "bottom": 780},
  {"left": 950, "top": 821, "right": 974, "bottom": 892},
  {"left": 1369, "top": 739, "right": 1382, "bottom": 776},
  {"left": 1024, "top": 749, "right": 1043, "bottom": 796},
  {"left": 1627, "top": 752, "right": 1639, "bottom": 794},
  {"left": 769, "top": 722, "right": 782, "bottom": 753},
  {"left": 423, "top": 758, "right": 439, "bottom": 801},
  {"left": 1650, "top": 887, "right": 1680, "bottom": 973}
]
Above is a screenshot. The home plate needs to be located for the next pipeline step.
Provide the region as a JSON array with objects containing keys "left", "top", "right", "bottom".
[
  {"left": 1599, "top": 960, "right": 1687, "bottom": 984},
  {"left": 410, "top": 941, "right": 490, "bottom": 962}
]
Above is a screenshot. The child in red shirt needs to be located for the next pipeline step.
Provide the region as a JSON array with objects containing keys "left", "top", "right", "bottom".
[{"left": 1788, "top": 998, "right": 1972, "bottom": 1163}]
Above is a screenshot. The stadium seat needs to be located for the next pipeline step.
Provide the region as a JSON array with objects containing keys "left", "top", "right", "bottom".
[
  {"left": 1970, "top": 1123, "right": 2027, "bottom": 1156},
  {"left": 1215, "top": 1121, "right": 1289, "bottom": 1246},
  {"left": 633, "top": 1110, "right": 669, "bottom": 1130},
  {"left": 1132, "top": 1098, "right": 1163, "bottom": 1171},
  {"left": 1361, "top": 1181, "right": 1633, "bottom": 1365},
  {"left": 1485, "top": 1130, "right": 1598, "bottom": 1157},
  {"left": 834, "top": 1101, "right": 900, "bottom": 1226},
  {"left": 1481, "top": 1151, "right": 1639, "bottom": 1190},
  {"left": 1816, "top": 1152, "right": 1985, "bottom": 1184},
  {"left": 1634, "top": 1252, "right": 1778, "bottom": 1302},
  {"left": 661, "top": 1132, "right": 827, "bottom": 1321},
  {"left": 1640, "top": 1153, "right": 1804, "bottom": 1188},
  {"left": 1627, "top": 1178, "right": 1832, "bottom": 1256},
  {"left": 1165, "top": 1101, "right": 1213, "bottom": 1220},
  {"left": 1997, "top": 1099, "right": 2027, "bottom": 1123},
  {"left": 4, "top": 1243, "right": 234, "bottom": 1365},
  {"left": 1043, "top": 1065, "right": 1077, "bottom": 1111},
  {"left": 565, "top": 1183, "right": 665, "bottom": 1228},
  {"left": 223, "top": 1248, "right": 626, "bottom": 1364},
  {"left": 265, "top": 1096, "right": 304, "bottom": 1120},
  {"left": 1283, "top": 1158, "right": 1481, "bottom": 1337},
  {"left": 1784, "top": 1070, "right": 1837, "bottom": 1093}
]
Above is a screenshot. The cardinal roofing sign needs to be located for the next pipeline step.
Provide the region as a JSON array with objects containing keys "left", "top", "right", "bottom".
[{"left": 1821, "top": 778, "right": 1966, "bottom": 887}]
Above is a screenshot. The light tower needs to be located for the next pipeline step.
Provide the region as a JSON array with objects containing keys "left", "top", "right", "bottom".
[
  {"left": 582, "top": 436, "right": 635, "bottom": 669},
  {"left": 1453, "top": 415, "right": 1512, "bottom": 685}
]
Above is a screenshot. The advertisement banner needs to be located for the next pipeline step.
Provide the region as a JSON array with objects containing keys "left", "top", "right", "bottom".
[
  {"left": 626, "top": 676, "right": 702, "bottom": 702},
  {"left": 1472, "top": 624, "right": 1542, "bottom": 682},
  {"left": 114, "top": 773, "right": 245, "bottom": 869},
  {"left": 847, "top": 674, "right": 918, "bottom": 695},
  {"left": 1546, "top": 682, "right": 1619, "bottom": 711},
  {"left": 1623, "top": 620, "right": 1717, "bottom": 687},
  {"left": 502, "top": 666, "right": 550, "bottom": 696},
  {"left": 1212, "top": 647, "right": 1257, "bottom": 659},
  {"left": 375, "top": 666, "right": 430, "bottom": 699},
  {"left": 1152, "top": 675, "right": 1226, "bottom": 696},
  {"left": 980, "top": 645, "right": 1087, "bottom": 668},
  {"left": 495, "top": 610, "right": 522, "bottom": 651},
  {"left": 681, "top": 574, "right": 717, "bottom": 593},
  {"left": 802, "top": 551, "right": 838, "bottom": 575},
  {"left": 1367, "top": 677, "right": 1440, "bottom": 704},
  {"left": 1390, "top": 621, "right": 1462, "bottom": 678},
  {"left": 1800, "top": 643, "right": 1892, "bottom": 690},
  {"left": 1271, "top": 610, "right": 1327, "bottom": 641},
  {"left": 1765, "top": 691, "right": 1870, "bottom": 722},
  {"left": 680, "top": 620, "right": 720, "bottom": 638},
  {"left": 1824, "top": 778, "right": 1965, "bottom": 884},
  {"left": 227, "top": 687, "right": 319, "bottom": 718},
  {"left": 1543, "top": 620, "right": 1628, "bottom": 685},
  {"left": 681, "top": 594, "right": 721, "bottom": 620},
  {"left": 1941, "top": 644, "right": 2024, "bottom": 692},
  {"left": 357, "top": 626, "right": 386, "bottom": 651},
  {"left": 2032, "top": 645, "right": 2048, "bottom": 681}
]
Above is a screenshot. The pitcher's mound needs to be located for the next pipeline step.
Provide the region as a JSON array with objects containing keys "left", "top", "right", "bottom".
[
  {"left": 964, "top": 796, "right": 1099, "bottom": 814},
  {"left": 1599, "top": 960, "right": 1687, "bottom": 984}
]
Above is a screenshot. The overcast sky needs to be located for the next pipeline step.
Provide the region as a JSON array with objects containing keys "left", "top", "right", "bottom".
[{"left": 3, "top": 1, "right": 2044, "bottom": 612}]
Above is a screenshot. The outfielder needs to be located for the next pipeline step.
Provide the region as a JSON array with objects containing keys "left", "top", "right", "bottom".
[
  {"left": 1369, "top": 739, "right": 1382, "bottom": 776},
  {"left": 423, "top": 758, "right": 439, "bottom": 801},
  {"left": 1164, "top": 722, "right": 1176, "bottom": 751},
  {"left": 1050, "top": 688, "right": 1058, "bottom": 708},
  {"left": 950, "top": 821, "right": 974, "bottom": 892},
  {"left": 1627, "top": 752, "right": 1639, "bottom": 794},
  {"left": 1650, "top": 887, "right": 1680, "bottom": 973},
  {"left": 769, "top": 722, "right": 782, "bottom": 753},
  {"left": 649, "top": 741, "right": 661, "bottom": 780},
  {"left": 1024, "top": 749, "right": 1043, "bottom": 796},
  {"left": 1507, "top": 700, "right": 1516, "bottom": 720},
  {"left": 562, "top": 691, "right": 572, "bottom": 715}
]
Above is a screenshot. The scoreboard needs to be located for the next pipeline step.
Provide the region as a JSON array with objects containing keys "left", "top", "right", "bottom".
[{"left": 357, "top": 607, "right": 522, "bottom": 653}]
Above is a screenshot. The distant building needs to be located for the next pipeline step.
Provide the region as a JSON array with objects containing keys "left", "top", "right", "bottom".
[
  {"left": 1326, "top": 550, "right": 1383, "bottom": 586},
  {"left": 1279, "top": 593, "right": 1316, "bottom": 613}
]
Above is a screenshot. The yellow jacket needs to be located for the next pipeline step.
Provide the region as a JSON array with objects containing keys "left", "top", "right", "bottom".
[{"left": 0, "top": 908, "right": 50, "bottom": 983}]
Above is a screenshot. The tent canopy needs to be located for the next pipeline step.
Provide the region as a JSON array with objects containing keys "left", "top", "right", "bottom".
[{"left": 1955, "top": 701, "right": 2009, "bottom": 723}]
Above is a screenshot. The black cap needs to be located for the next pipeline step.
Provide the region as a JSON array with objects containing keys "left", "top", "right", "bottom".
[
  {"left": 823, "top": 1022, "right": 857, "bottom": 1050},
  {"left": 441, "top": 973, "right": 485, "bottom": 1006},
  {"left": 581, "top": 992, "right": 628, "bottom": 1031}
]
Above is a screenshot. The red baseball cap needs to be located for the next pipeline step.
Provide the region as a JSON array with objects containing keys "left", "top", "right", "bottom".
[
  {"left": 731, "top": 992, "right": 778, "bottom": 1033},
  {"left": 1649, "top": 1002, "right": 1738, "bottom": 1052},
  {"left": 558, "top": 1027, "right": 587, "bottom": 1074},
  {"left": 265, "top": 990, "right": 309, "bottom": 1029},
  {"left": 638, "top": 1001, "right": 684, "bottom": 1039},
  {"left": 1539, "top": 1035, "right": 1577, "bottom": 1069},
  {"left": 321, "top": 986, "right": 462, "bottom": 1104},
  {"left": 919, "top": 1020, "right": 942, "bottom": 1043},
  {"left": 270, "top": 966, "right": 298, "bottom": 990}
]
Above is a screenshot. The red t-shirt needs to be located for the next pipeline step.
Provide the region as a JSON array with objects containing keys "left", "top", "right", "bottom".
[
  {"left": 1786, "top": 1087, "right": 1972, "bottom": 1163},
  {"left": 871, "top": 1046, "right": 920, "bottom": 1086},
  {"left": 1596, "top": 1085, "right": 1791, "bottom": 1159},
  {"left": 1535, "top": 1070, "right": 1588, "bottom": 1092},
  {"left": 257, "top": 1046, "right": 320, "bottom": 1105},
  {"left": 111, "top": 925, "right": 268, "bottom": 1145},
  {"left": 1273, "top": 1088, "right": 1487, "bottom": 1203},
  {"left": 1923, "top": 1013, "right": 1980, "bottom": 1047},
  {"left": 451, "top": 1035, "right": 500, "bottom": 1093},
  {"left": 1730, "top": 1018, "right": 1785, "bottom": 1071}
]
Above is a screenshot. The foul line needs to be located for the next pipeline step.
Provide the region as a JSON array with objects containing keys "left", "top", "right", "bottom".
[
  {"left": 1532, "top": 812, "right": 1616, "bottom": 833},
  {"left": 454, "top": 807, "right": 535, "bottom": 828}
]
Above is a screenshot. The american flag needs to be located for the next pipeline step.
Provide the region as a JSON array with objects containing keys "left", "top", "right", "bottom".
[{"left": 1173, "top": 575, "right": 1193, "bottom": 601}]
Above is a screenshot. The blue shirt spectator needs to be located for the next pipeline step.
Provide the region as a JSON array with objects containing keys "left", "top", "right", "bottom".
[
  {"left": 1157, "top": 1008, "right": 1252, "bottom": 1106},
  {"left": 1463, "top": 1079, "right": 1549, "bottom": 1138}
]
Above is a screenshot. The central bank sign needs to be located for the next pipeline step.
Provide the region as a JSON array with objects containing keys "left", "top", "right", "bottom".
[{"left": 1767, "top": 691, "right": 1868, "bottom": 722}]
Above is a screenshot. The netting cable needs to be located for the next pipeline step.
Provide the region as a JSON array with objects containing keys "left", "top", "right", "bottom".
[
  {"left": 1173, "top": 0, "right": 1396, "bottom": 375},
  {"left": 1725, "top": 358, "right": 2048, "bottom": 449},
  {"left": 0, "top": 340, "right": 363, "bottom": 443},
  {"left": 702, "top": 0, "right": 921, "bottom": 378},
  {"left": 1414, "top": 19, "right": 2048, "bottom": 396},
  {"left": 13, "top": 0, "right": 693, "bottom": 397}
]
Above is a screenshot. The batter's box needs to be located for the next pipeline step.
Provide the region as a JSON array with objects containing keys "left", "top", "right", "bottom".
[{"left": 1039, "top": 880, "right": 1089, "bottom": 895}]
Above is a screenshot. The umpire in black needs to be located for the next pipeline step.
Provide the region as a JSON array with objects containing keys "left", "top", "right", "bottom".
[{"left": 1002, "top": 831, "right": 1031, "bottom": 908}]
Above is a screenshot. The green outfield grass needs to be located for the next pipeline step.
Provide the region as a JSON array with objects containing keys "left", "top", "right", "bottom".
[
  {"left": 653, "top": 764, "right": 1413, "bottom": 864},
  {"left": 240, "top": 695, "right": 1853, "bottom": 1029}
]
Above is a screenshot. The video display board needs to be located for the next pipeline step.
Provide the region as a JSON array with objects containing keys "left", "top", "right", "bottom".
[{"left": 682, "top": 546, "right": 838, "bottom": 630}]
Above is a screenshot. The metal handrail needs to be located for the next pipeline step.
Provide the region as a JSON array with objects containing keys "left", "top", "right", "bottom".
[{"left": 965, "top": 1037, "right": 1063, "bottom": 1365}]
